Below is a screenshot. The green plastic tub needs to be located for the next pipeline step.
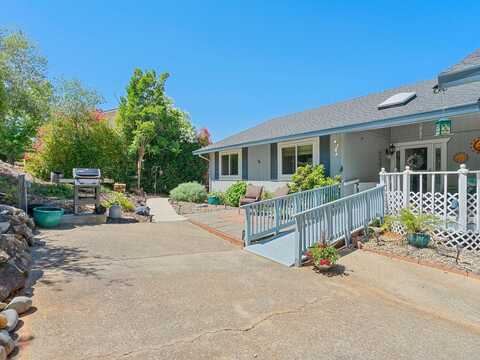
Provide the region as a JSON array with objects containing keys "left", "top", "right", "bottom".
[
  {"left": 407, "top": 233, "right": 430, "bottom": 248},
  {"left": 33, "top": 206, "right": 64, "bottom": 228},
  {"left": 207, "top": 196, "right": 221, "bottom": 205}
]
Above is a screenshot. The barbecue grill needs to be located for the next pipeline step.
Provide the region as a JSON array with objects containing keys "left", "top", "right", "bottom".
[{"left": 73, "top": 168, "right": 101, "bottom": 214}]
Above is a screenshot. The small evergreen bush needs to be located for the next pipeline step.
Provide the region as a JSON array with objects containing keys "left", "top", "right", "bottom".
[
  {"left": 288, "top": 164, "right": 339, "bottom": 193},
  {"left": 224, "top": 181, "right": 247, "bottom": 207},
  {"left": 170, "top": 182, "right": 207, "bottom": 203}
]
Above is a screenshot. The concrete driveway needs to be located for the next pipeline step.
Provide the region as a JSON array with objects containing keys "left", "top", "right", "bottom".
[{"left": 17, "top": 221, "right": 480, "bottom": 359}]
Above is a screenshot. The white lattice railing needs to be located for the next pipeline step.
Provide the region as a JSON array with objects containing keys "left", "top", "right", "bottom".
[{"left": 380, "top": 164, "right": 480, "bottom": 251}]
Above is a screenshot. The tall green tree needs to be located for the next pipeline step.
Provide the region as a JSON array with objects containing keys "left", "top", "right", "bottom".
[
  {"left": 118, "top": 69, "right": 203, "bottom": 191},
  {"left": 0, "top": 30, "right": 52, "bottom": 163}
]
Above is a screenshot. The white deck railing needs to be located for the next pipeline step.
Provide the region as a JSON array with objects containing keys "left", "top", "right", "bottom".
[
  {"left": 294, "top": 185, "right": 385, "bottom": 266},
  {"left": 380, "top": 164, "right": 480, "bottom": 232}
]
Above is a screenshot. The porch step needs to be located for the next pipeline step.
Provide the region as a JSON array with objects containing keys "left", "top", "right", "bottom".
[{"left": 245, "top": 231, "right": 296, "bottom": 267}]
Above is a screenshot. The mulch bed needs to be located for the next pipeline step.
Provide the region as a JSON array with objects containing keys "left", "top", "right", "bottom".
[
  {"left": 170, "top": 200, "right": 237, "bottom": 215},
  {"left": 362, "top": 232, "right": 480, "bottom": 276}
]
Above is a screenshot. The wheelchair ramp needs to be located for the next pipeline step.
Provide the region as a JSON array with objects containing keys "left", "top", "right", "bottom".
[{"left": 245, "top": 231, "right": 296, "bottom": 267}]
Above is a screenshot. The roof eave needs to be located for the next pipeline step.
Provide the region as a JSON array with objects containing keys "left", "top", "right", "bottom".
[
  {"left": 438, "top": 65, "right": 480, "bottom": 89},
  {"left": 193, "top": 102, "right": 480, "bottom": 155}
]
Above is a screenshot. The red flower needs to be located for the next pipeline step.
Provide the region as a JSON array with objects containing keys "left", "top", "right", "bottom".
[{"left": 319, "top": 259, "right": 331, "bottom": 266}]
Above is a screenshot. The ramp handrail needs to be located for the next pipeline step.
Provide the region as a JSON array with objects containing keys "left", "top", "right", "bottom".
[
  {"left": 294, "top": 185, "right": 385, "bottom": 266},
  {"left": 242, "top": 184, "right": 341, "bottom": 245}
]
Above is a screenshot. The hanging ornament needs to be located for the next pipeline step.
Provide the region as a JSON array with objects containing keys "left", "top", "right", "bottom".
[{"left": 435, "top": 117, "right": 451, "bottom": 136}]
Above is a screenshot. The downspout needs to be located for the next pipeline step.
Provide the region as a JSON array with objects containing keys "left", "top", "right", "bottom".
[{"left": 198, "top": 154, "right": 210, "bottom": 162}]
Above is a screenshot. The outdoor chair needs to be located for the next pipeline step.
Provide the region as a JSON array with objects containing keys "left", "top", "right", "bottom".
[{"left": 239, "top": 184, "right": 263, "bottom": 210}]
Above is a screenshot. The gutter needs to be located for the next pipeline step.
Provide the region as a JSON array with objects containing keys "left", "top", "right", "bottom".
[
  {"left": 193, "top": 102, "right": 480, "bottom": 155},
  {"left": 438, "top": 65, "right": 480, "bottom": 89}
]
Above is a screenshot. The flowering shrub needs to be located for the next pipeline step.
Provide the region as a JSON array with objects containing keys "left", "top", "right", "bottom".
[
  {"left": 101, "top": 191, "right": 135, "bottom": 211},
  {"left": 224, "top": 181, "right": 247, "bottom": 207},
  {"left": 306, "top": 243, "right": 339, "bottom": 267},
  {"left": 289, "top": 165, "right": 340, "bottom": 193}
]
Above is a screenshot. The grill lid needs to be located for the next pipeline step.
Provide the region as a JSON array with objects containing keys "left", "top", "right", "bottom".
[{"left": 73, "top": 168, "right": 101, "bottom": 178}]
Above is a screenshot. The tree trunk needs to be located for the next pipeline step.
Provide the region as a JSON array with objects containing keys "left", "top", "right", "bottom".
[{"left": 137, "top": 146, "right": 145, "bottom": 190}]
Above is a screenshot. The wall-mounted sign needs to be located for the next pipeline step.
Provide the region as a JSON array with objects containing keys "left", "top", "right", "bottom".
[
  {"left": 435, "top": 117, "right": 451, "bottom": 136},
  {"left": 453, "top": 152, "right": 468, "bottom": 164}
]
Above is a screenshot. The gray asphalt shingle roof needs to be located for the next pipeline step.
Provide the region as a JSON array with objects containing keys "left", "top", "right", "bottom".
[{"left": 197, "top": 78, "right": 480, "bottom": 154}]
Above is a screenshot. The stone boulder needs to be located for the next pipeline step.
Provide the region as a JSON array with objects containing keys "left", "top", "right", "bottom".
[
  {"left": 0, "top": 205, "right": 34, "bottom": 301},
  {"left": 0, "top": 310, "right": 18, "bottom": 332},
  {"left": 5, "top": 296, "right": 32, "bottom": 315},
  {"left": 0, "top": 330, "right": 14, "bottom": 355}
]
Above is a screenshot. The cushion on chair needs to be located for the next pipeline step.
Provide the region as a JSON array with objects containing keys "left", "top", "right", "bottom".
[{"left": 245, "top": 185, "right": 263, "bottom": 199}]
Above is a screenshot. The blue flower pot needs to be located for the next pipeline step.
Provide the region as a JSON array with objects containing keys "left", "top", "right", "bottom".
[
  {"left": 33, "top": 206, "right": 64, "bottom": 228},
  {"left": 407, "top": 233, "right": 430, "bottom": 248}
]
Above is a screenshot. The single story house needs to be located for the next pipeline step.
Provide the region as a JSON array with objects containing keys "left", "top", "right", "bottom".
[{"left": 194, "top": 49, "right": 480, "bottom": 194}]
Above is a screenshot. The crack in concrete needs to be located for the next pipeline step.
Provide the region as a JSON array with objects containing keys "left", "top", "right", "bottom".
[{"left": 91, "top": 298, "right": 318, "bottom": 360}]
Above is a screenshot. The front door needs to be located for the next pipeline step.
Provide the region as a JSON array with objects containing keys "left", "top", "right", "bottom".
[
  {"left": 390, "top": 139, "right": 448, "bottom": 192},
  {"left": 404, "top": 147, "right": 428, "bottom": 192}
]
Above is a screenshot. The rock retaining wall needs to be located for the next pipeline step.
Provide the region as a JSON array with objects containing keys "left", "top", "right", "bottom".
[{"left": 0, "top": 205, "right": 34, "bottom": 302}]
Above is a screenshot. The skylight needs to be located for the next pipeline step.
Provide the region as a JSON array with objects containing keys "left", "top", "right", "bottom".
[{"left": 377, "top": 92, "right": 416, "bottom": 109}]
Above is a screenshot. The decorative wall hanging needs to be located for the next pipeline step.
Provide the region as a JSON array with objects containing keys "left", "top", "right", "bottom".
[
  {"left": 435, "top": 117, "right": 451, "bottom": 136},
  {"left": 453, "top": 152, "right": 468, "bottom": 164},
  {"left": 471, "top": 138, "right": 480, "bottom": 154}
]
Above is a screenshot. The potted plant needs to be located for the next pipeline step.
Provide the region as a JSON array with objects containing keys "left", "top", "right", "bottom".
[
  {"left": 306, "top": 242, "right": 339, "bottom": 270},
  {"left": 395, "top": 208, "right": 440, "bottom": 248}
]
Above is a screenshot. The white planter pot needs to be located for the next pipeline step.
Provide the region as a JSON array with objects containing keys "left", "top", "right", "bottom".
[{"left": 109, "top": 205, "right": 122, "bottom": 219}]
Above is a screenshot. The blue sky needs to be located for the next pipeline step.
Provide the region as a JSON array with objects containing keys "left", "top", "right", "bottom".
[{"left": 2, "top": 1, "right": 479, "bottom": 141}]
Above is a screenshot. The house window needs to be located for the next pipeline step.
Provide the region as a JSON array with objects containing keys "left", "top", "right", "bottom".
[
  {"left": 281, "top": 143, "right": 314, "bottom": 175},
  {"left": 220, "top": 152, "right": 239, "bottom": 176}
]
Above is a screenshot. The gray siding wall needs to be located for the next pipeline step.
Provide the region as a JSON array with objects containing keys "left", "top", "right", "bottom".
[
  {"left": 342, "top": 129, "right": 389, "bottom": 182},
  {"left": 391, "top": 116, "right": 480, "bottom": 171},
  {"left": 247, "top": 144, "right": 270, "bottom": 181}
]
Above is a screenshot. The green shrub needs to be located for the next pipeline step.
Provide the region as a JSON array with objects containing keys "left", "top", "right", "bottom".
[
  {"left": 0, "top": 176, "right": 17, "bottom": 205},
  {"left": 289, "top": 164, "right": 340, "bottom": 193},
  {"left": 101, "top": 191, "right": 135, "bottom": 211},
  {"left": 307, "top": 243, "right": 339, "bottom": 267},
  {"left": 224, "top": 181, "right": 247, "bottom": 207},
  {"left": 170, "top": 182, "right": 207, "bottom": 203},
  {"left": 262, "top": 191, "right": 274, "bottom": 200},
  {"left": 30, "top": 182, "right": 73, "bottom": 199},
  {"left": 25, "top": 115, "right": 127, "bottom": 182}
]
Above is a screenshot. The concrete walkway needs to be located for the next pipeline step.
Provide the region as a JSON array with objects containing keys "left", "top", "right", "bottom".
[
  {"left": 146, "top": 197, "right": 185, "bottom": 222},
  {"left": 17, "top": 221, "right": 480, "bottom": 360}
]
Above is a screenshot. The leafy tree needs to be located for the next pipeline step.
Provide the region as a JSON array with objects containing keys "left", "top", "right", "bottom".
[
  {"left": 25, "top": 80, "right": 127, "bottom": 181},
  {"left": 0, "top": 30, "right": 52, "bottom": 163},
  {"left": 118, "top": 68, "right": 206, "bottom": 192}
]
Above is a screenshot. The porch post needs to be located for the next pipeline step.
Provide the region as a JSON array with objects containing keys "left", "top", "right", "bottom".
[
  {"left": 457, "top": 164, "right": 468, "bottom": 231},
  {"left": 403, "top": 166, "right": 411, "bottom": 208},
  {"left": 379, "top": 168, "right": 386, "bottom": 186},
  {"left": 476, "top": 172, "right": 480, "bottom": 232}
]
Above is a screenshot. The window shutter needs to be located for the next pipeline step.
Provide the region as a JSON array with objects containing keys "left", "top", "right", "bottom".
[
  {"left": 270, "top": 143, "right": 278, "bottom": 180},
  {"left": 214, "top": 152, "right": 219, "bottom": 180},
  {"left": 242, "top": 148, "right": 248, "bottom": 180},
  {"left": 319, "top": 135, "right": 331, "bottom": 177}
]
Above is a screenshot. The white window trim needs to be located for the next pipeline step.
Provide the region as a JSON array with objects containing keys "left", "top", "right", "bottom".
[
  {"left": 277, "top": 137, "right": 319, "bottom": 181},
  {"left": 219, "top": 149, "right": 242, "bottom": 180}
]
